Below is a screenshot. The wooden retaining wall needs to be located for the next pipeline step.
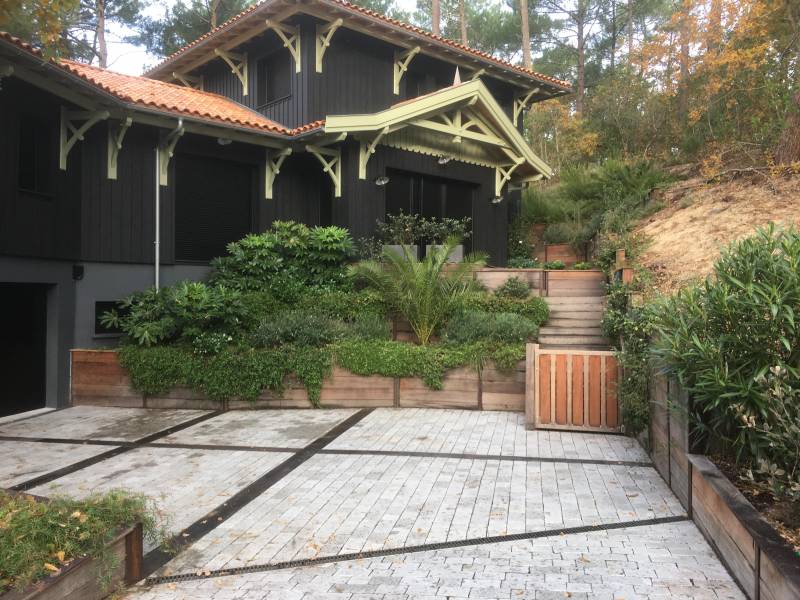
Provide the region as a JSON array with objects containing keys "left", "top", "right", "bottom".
[
  {"left": 70, "top": 350, "right": 525, "bottom": 412},
  {"left": 649, "top": 375, "right": 800, "bottom": 599},
  {"left": 544, "top": 243, "right": 585, "bottom": 267}
]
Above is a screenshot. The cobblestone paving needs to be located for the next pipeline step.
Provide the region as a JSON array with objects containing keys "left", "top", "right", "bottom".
[
  {"left": 0, "top": 406, "right": 210, "bottom": 441},
  {"left": 30, "top": 446, "right": 292, "bottom": 550},
  {"left": 328, "top": 409, "right": 649, "bottom": 462},
  {"left": 127, "top": 521, "right": 744, "bottom": 599},
  {"left": 158, "top": 453, "right": 682, "bottom": 574},
  {"left": 159, "top": 409, "right": 358, "bottom": 448},
  {"left": 0, "top": 440, "right": 119, "bottom": 487}
]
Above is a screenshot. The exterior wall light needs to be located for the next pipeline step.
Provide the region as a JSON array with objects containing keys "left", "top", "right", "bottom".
[
  {"left": 374, "top": 175, "right": 390, "bottom": 186},
  {"left": 437, "top": 155, "right": 453, "bottom": 165},
  {"left": 217, "top": 138, "right": 233, "bottom": 146},
  {"left": 491, "top": 195, "right": 504, "bottom": 204}
]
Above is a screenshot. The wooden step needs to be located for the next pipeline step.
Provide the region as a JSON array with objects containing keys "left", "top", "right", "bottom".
[
  {"left": 545, "top": 318, "right": 604, "bottom": 328},
  {"left": 538, "top": 334, "right": 610, "bottom": 346},
  {"left": 548, "top": 310, "right": 605, "bottom": 319},
  {"left": 545, "top": 295, "right": 607, "bottom": 304},
  {"left": 539, "top": 326, "right": 604, "bottom": 336}
]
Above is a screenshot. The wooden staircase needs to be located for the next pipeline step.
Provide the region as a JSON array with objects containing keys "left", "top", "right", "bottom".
[{"left": 538, "top": 271, "right": 609, "bottom": 349}]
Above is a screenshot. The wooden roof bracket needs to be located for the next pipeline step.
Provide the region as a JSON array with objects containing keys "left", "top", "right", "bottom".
[
  {"left": 60, "top": 107, "right": 109, "bottom": 170},
  {"left": 393, "top": 46, "right": 420, "bottom": 94},
  {"left": 469, "top": 68, "right": 485, "bottom": 81},
  {"left": 266, "top": 19, "right": 302, "bottom": 73},
  {"left": 158, "top": 119, "right": 185, "bottom": 186},
  {"left": 265, "top": 147, "right": 292, "bottom": 199},
  {"left": 214, "top": 48, "right": 248, "bottom": 95},
  {"left": 495, "top": 156, "right": 525, "bottom": 196},
  {"left": 513, "top": 88, "right": 540, "bottom": 126},
  {"left": 0, "top": 64, "right": 13, "bottom": 90},
  {"left": 358, "top": 126, "right": 389, "bottom": 179},
  {"left": 306, "top": 144, "right": 341, "bottom": 197},
  {"left": 316, "top": 18, "right": 343, "bottom": 73},
  {"left": 172, "top": 71, "right": 203, "bottom": 90},
  {"left": 107, "top": 116, "right": 132, "bottom": 180}
]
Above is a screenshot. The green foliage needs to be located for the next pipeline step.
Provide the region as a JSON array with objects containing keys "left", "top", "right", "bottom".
[
  {"left": 0, "top": 490, "right": 165, "bottom": 593},
  {"left": 375, "top": 212, "right": 422, "bottom": 245},
  {"left": 544, "top": 260, "right": 566, "bottom": 270},
  {"left": 594, "top": 231, "right": 648, "bottom": 273},
  {"left": 347, "top": 313, "right": 392, "bottom": 340},
  {"left": 494, "top": 277, "right": 530, "bottom": 299},
  {"left": 252, "top": 311, "right": 347, "bottom": 348},
  {"left": 100, "top": 282, "right": 249, "bottom": 347},
  {"left": 572, "top": 261, "right": 593, "bottom": 270},
  {"left": 520, "top": 187, "right": 572, "bottom": 224},
  {"left": 459, "top": 293, "right": 550, "bottom": 326},
  {"left": 542, "top": 222, "right": 579, "bottom": 245},
  {"left": 507, "top": 217, "right": 534, "bottom": 260},
  {"left": 351, "top": 238, "right": 486, "bottom": 345},
  {"left": 507, "top": 257, "right": 541, "bottom": 268},
  {"left": 295, "top": 289, "right": 388, "bottom": 322},
  {"left": 210, "top": 221, "right": 354, "bottom": 298},
  {"left": 442, "top": 311, "right": 538, "bottom": 344},
  {"left": 419, "top": 217, "right": 473, "bottom": 244},
  {"left": 652, "top": 226, "right": 800, "bottom": 482},
  {"left": 376, "top": 213, "right": 472, "bottom": 245}
]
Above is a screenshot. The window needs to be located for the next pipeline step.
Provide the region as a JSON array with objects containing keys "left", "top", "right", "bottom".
[
  {"left": 256, "top": 52, "right": 292, "bottom": 106},
  {"left": 18, "top": 116, "right": 54, "bottom": 194},
  {"left": 94, "top": 301, "right": 126, "bottom": 336}
]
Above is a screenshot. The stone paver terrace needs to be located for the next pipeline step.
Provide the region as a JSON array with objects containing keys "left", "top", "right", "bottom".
[{"left": 0, "top": 406, "right": 745, "bottom": 599}]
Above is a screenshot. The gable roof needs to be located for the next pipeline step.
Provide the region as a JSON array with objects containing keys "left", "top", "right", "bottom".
[{"left": 144, "top": 0, "right": 571, "bottom": 94}]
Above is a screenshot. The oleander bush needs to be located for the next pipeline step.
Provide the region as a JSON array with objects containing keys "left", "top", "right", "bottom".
[{"left": 494, "top": 276, "right": 530, "bottom": 299}]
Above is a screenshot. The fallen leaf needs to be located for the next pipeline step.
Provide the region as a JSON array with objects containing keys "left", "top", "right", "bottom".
[
  {"left": 43, "top": 563, "right": 60, "bottom": 573},
  {"left": 55, "top": 551, "right": 65, "bottom": 562}
]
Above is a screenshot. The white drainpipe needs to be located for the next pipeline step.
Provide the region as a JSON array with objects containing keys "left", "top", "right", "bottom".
[{"left": 154, "top": 145, "right": 160, "bottom": 291}]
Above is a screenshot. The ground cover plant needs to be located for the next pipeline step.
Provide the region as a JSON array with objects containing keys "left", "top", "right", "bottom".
[
  {"left": 0, "top": 490, "right": 164, "bottom": 594},
  {"left": 108, "top": 223, "right": 549, "bottom": 406}
]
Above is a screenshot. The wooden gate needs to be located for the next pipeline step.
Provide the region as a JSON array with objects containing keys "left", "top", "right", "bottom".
[{"left": 525, "top": 343, "right": 620, "bottom": 432}]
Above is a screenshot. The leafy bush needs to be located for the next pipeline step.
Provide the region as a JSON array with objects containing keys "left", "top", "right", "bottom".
[
  {"left": 572, "top": 261, "right": 593, "bottom": 270},
  {"left": 252, "top": 311, "right": 347, "bottom": 347},
  {"left": 346, "top": 313, "right": 392, "bottom": 340},
  {"left": 543, "top": 222, "right": 579, "bottom": 245},
  {"left": 210, "top": 221, "right": 354, "bottom": 296},
  {"left": 508, "top": 217, "right": 534, "bottom": 260},
  {"left": 507, "top": 257, "right": 541, "bottom": 268},
  {"left": 459, "top": 293, "right": 549, "bottom": 326},
  {"left": 544, "top": 260, "right": 566, "bottom": 269},
  {"left": 594, "top": 231, "right": 648, "bottom": 273},
  {"left": 520, "top": 187, "right": 572, "bottom": 224},
  {"left": 351, "top": 238, "right": 486, "bottom": 345},
  {"left": 443, "top": 311, "right": 538, "bottom": 344},
  {"left": 419, "top": 217, "right": 472, "bottom": 244},
  {"left": 653, "top": 226, "right": 800, "bottom": 483},
  {"left": 375, "top": 212, "right": 421, "bottom": 245},
  {"left": 0, "top": 490, "right": 165, "bottom": 593},
  {"left": 100, "top": 282, "right": 249, "bottom": 347},
  {"left": 494, "top": 277, "right": 530, "bottom": 299},
  {"left": 295, "top": 289, "right": 388, "bottom": 322}
]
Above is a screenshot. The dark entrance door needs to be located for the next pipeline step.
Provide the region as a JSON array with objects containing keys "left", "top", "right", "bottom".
[{"left": 0, "top": 284, "right": 47, "bottom": 417}]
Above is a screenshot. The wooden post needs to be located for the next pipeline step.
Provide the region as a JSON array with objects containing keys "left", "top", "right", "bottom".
[
  {"left": 124, "top": 522, "right": 143, "bottom": 584},
  {"left": 524, "top": 343, "right": 537, "bottom": 429}
]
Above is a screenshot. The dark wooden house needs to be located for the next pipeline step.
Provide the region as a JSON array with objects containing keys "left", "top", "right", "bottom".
[{"left": 0, "top": 0, "right": 569, "bottom": 414}]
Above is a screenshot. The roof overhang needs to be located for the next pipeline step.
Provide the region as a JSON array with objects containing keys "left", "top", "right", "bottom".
[
  {"left": 324, "top": 79, "right": 554, "bottom": 187},
  {"left": 145, "top": 0, "right": 571, "bottom": 98}
]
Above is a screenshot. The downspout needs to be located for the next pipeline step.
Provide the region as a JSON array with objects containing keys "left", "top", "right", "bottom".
[{"left": 154, "top": 145, "right": 160, "bottom": 290}]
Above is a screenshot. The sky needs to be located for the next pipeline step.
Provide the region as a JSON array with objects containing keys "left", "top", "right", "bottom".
[{"left": 107, "top": 0, "right": 420, "bottom": 75}]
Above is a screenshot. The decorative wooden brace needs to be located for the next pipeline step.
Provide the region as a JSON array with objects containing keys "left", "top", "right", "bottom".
[
  {"left": 307, "top": 144, "right": 342, "bottom": 197},
  {"left": 107, "top": 117, "right": 132, "bottom": 180},
  {"left": 158, "top": 120, "right": 185, "bottom": 186},
  {"left": 0, "top": 64, "right": 13, "bottom": 89},
  {"left": 358, "top": 126, "right": 389, "bottom": 179},
  {"left": 495, "top": 157, "right": 525, "bottom": 196},
  {"left": 214, "top": 49, "right": 248, "bottom": 95},
  {"left": 393, "top": 46, "right": 420, "bottom": 94},
  {"left": 266, "top": 20, "right": 302, "bottom": 73},
  {"left": 513, "top": 88, "right": 540, "bottom": 126},
  {"left": 412, "top": 105, "right": 508, "bottom": 148},
  {"left": 265, "top": 147, "right": 292, "bottom": 199},
  {"left": 315, "top": 18, "right": 343, "bottom": 73},
  {"left": 172, "top": 71, "right": 203, "bottom": 90},
  {"left": 60, "top": 107, "right": 109, "bottom": 170},
  {"left": 469, "top": 68, "right": 485, "bottom": 81}
]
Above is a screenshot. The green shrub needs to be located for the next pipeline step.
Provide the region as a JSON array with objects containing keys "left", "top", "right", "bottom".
[
  {"left": 375, "top": 212, "right": 421, "bottom": 245},
  {"left": 443, "top": 311, "right": 538, "bottom": 344},
  {"left": 508, "top": 217, "right": 533, "bottom": 260},
  {"left": 210, "top": 221, "right": 354, "bottom": 295},
  {"left": 572, "top": 261, "right": 593, "bottom": 270},
  {"left": 460, "top": 293, "right": 549, "bottom": 326},
  {"left": 295, "top": 289, "right": 388, "bottom": 321},
  {"left": 0, "top": 490, "right": 166, "bottom": 594},
  {"left": 543, "top": 222, "right": 579, "bottom": 245},
  {"left": 347, "top": 313, "right": 392, "bottom": 340},
  {"left": 419, "top": 217, "right": 472, "bottom": 244},
  {"left": 544, "top": 260, "right": 566, "bottom": 270},
  {"left": 252, "top": 311, "right": 347, "bottom": 347},
  {"left": 653, "top": 226, "right": 800, "bottom": 485},
  {"left": 351, "top": 238, "right": 486, "bottom": 345},
  {"left": 520, "top": 187, "right": 572, "bottom": 224},
  {"left": 100, "top": 282, "right": 249, "bottom": 347},
  {"left": 494, "top": 277, "right": 530, "bottom": 299},
  {"left": 507, "top": 257, "right": 540, "bottom": 268}
]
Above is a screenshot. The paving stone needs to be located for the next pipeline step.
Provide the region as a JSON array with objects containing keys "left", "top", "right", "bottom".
[
  {"left": 160, "top": 409, "right": 359, "bottom": 448},
  {"left": 125, "top": 522, "right": 744, "bottom": 600},
  {"left": 0, "top": 406, "right": 210, "bottom": 441},
  {"left": 30, "top": 446, "right": 292, "bottom": 550},
  {"left": 0, "top": 440, "right": 120, "bottom": 487},
  {"left": 328, "top": 409, "right": 649, "bottom": 462}
]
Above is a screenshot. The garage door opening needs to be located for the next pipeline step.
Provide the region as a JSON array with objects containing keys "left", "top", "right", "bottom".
[{"left": 0, "top": 283, "right": 47, "bottom": 417}]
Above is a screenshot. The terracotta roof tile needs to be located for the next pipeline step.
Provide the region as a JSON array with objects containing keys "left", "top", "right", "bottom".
[{"left": 146, "top": 0, "right": 572, "bottom": 91}]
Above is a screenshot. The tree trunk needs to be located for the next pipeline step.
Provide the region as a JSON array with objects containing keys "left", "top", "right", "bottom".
[
  {"left": 707, "top": 0, "right": 721, "bottom": 53},
  {"left": 627, "top": 0, "right": 634, "bottom": 62},
  {"left": 432, "top": 0, "right": 441, "bottom": 35},
  {"left": 610, "top": 0, "right": 616, "bottom": 72},
  {"left": 459, "top": 0, "right": 467, "bottom": 44},
  {"left": 677, "top": 0, "right": 690, "bottom": 124},
  {"left": 520, "top": 0, "right": 532, "bottom": 69},
  {"left": 576, "top": 11, "right": 585, "bottom": 115},
  {"left": 775, "top": 94, "right": 800, "bottom": 165},
  {"left": 210, "top": 0, "right": 221, "bottom": 29},
  {"left": 96, "top": 0, "right": 107, "bottom": 68}
]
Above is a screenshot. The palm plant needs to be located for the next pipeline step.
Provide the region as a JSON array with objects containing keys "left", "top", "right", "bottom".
[{"left": 351, "top": 237, "right": 486, "bottom": 345}]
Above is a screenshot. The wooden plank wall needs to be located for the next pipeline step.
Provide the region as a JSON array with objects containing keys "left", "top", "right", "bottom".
[
  {"left": 525, "top": 344, "right": 620, "bottom": 432},
  {"left": 648, "top": 371, "right": 691, "bottom": 508},
  {"left": 545, "top": 270, "right": 605, "bottom": 297},
  {"left": 543, "top": 243, "right": 585, "bottom": 267}
]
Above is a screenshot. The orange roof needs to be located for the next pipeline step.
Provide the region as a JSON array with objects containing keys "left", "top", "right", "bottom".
[{"left": 146, "top": 0, "right": 572, "bottom": 91}]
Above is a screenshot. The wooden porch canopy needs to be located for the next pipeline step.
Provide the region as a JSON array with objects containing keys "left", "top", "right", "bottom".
[{"left": 323, "top": 79, "right": 554, "bottom": 195}]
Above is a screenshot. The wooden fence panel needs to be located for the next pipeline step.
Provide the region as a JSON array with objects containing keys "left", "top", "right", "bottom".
[{"left": 526, "top": 344, "right": 620, "bottom": 432}]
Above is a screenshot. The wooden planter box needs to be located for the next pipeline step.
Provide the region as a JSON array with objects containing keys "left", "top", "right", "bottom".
[
  {"left": 544, "top": 243, "right": 585, "bottom": 266},
  {"left": 1, "top": 524, "right": 142, "bottom": 600},
  {"left": 473, "top": 268, "right": 544, "bottom": 293},
  {"left": 71, "top": 350, "right": 525, "bottom": 412}
]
